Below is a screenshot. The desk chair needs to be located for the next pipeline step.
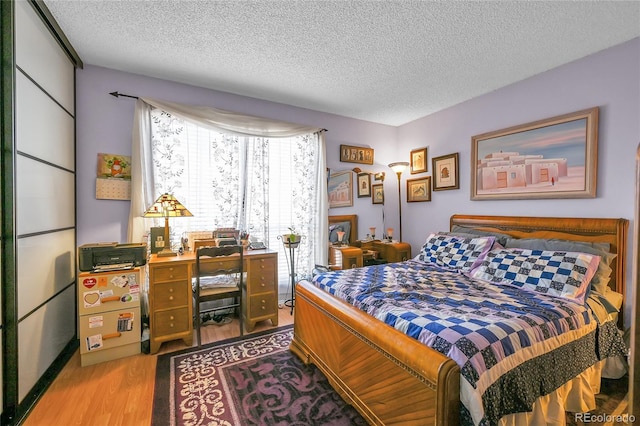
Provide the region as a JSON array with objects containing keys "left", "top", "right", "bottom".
[{"left": 193, "top": 245, "right": 243, "bottom": 346}]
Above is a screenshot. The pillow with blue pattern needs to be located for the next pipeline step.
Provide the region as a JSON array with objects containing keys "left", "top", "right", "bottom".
[
  {"left": 469, "top": 248, "right": 600, "bottom": 304},
  {"left": 415, "top": 233, "right": 495, "bottom": 271}
]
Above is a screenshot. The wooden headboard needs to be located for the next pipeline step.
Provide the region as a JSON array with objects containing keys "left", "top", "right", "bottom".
[
  {"left": 329, "top": 214, "right": 358, "bottom": 244},
  {"left": 451, "top": 214, "right": 629, "bottom": 324}
]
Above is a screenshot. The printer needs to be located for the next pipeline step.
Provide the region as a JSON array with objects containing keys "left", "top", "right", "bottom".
[{"left": 78, "top": 242, "right": 147, "bottom": 272}]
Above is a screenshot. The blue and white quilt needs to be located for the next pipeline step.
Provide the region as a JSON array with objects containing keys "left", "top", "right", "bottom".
[{"left": 311, "top": 259, "right": 626, "bottom": 426}]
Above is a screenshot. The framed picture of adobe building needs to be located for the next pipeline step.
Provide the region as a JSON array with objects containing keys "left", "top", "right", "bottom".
[{"left": 471, "top": 107, "right": 598, "bottom": 200}]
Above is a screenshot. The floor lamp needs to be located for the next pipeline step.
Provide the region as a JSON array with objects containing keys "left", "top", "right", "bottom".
[
  {"left": 143, "top": 193, "right": 193, "bottom": 257},
  {"left": 388, "top": 162, "right": 409, "bottom": 242}
]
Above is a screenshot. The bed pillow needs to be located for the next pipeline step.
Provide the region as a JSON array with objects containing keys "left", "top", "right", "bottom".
[
  {"left": 415, "top": 233, "right": 495, "bottom": 271},
  {"left": 451, "top": 225, "right": 511, "bottom": 247},
  {"left": 469, "top": 248, "right": 600, "bottom": 304},
  {"left": 504, "top": 238, "right": 616, "bottom": 295},
  {"left": 329, "top": 221, "right": 351, "bottom": 243}
]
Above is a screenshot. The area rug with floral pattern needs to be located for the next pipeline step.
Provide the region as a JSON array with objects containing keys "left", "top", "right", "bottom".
[{"left": 152, "top": 325, "right": 366, "bottom": 426}]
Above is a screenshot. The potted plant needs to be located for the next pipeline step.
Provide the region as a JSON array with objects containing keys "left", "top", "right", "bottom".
[{"left": 282, "top": 226, "right": 301, "bottom": 248}]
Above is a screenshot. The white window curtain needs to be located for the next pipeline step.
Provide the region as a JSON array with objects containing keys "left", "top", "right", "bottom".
[{"left": 128, "top": 97, "right": 329, "bottom": 296}]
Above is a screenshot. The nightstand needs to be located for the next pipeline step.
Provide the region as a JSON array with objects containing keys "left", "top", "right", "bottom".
[{"left": 328, "top": 245, "right": 363, "bottom": 270}]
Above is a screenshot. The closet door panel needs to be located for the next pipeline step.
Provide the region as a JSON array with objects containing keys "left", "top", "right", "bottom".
[
  {"left": 17, "top": 286, "right": 75, "bottom": 402},
  {"left": 16, "top": 156, "right": 75, "bottom": 235},
  {"left": 16, "top": 72, "right": 74, "bottom": 171},
  {"left": 17, "top": 230, "right": 76, "bottom": 318},
  {"left": 14, "top": 0, "right": 74, "bottom": 112}
]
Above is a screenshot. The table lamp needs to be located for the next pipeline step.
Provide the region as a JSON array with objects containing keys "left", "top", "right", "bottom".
[{"left": 143, "top": 193, "right": 193, "bottom": 257}]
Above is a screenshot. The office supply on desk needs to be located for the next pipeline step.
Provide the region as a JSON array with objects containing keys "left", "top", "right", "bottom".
[
  {"left": 213, "top": 228, "right": 239, "bottom": 246},
  {"left": 78, "top": 242, "right": 147, "bottom": 272}
]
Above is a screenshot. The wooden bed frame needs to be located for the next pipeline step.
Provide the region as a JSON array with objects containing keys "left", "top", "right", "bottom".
[{"left": 290, "top": 214, "right": 628, "bottom": 425}]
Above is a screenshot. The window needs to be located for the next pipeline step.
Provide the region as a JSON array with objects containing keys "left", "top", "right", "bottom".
[{"left": 147, "top": 108, "right": 323, "bottom": 296}]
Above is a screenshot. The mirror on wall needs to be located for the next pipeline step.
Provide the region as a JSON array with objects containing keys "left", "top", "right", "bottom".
[{"left": 630, "top": 142, "right": 640, "bottom": 417}]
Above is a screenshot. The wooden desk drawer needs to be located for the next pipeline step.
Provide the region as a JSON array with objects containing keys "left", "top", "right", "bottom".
[
  {"left": 248, "top": 293, "right": 277, "bottom": 316},
  {"left": 154, "top": 307, "right": 190, "bottom": 335},
  {"left": 154, "top": 281, "right": 189, "bottom": 310},
  {"left": 153, "top": 264, "right": 189, "bottom": 282},
  {"left": 248, "top": 258, "right": 275, "bottom": 275},
  {"left": 247, "top": 276, "right": 277, "bottom": 294}
]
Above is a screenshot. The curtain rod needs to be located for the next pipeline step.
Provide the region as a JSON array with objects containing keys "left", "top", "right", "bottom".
[
  {"left": 109, "top": 91, "right": 138, "bottom": 99},
  {"left": 108, "top": 91, "right": 328, "bottom": 132}
]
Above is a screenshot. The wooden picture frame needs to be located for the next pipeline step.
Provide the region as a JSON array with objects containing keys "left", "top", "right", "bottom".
[
  {"left": 371, "top": 183, "right": 384, "bottom": 204},
  {"left": 328, "top": 170, "right": 353, "bottom": 208},
  {"left": 471, "top": 107, "right": 599, "bottom": 200},
  {"left": 407, "top": 177, "right": 431, "bottom": 202},
  {"left": 340, "top": 144, "right": 374, "bottom": 165},
  {"left": 410, "top": 147, "right": 428, "bottom": 174},
  {"left": 357, "top": 173, "right": 371, "bottom": 198},
  {"left": 432, "top": 152, "right": 459, "bottom": 191}
]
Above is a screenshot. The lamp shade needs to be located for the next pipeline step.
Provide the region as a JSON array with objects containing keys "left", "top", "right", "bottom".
[
  {"left": 388, "top": 161, "right": 409, "bottom": 174},
  {"left": 143, "top": 193, "right": 193, "bottom": 218}
]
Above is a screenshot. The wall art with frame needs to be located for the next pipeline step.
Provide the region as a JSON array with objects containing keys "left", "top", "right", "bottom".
[
  {"left": 471, "top": 107, "right": 598, "bottom": 200},
  {"left": 407, "top": 176, "right": 432, "bottom": 202},
  {"left": 432, "top": 152, "right": 459, "bottom": 191},
  {"left": 371, "top": 183, "right": 384, "bottom": 204},
  {"left": 357, "top": 172, "right": 371, "bottom": 198},
  {"left": 328, "top": 170, "right": 353, "bottom": 208},
  {"left": 410, "top": 147, "right": 428, "bottom": 174},
  {"left": 340, "top": 144, "right": 374, "bottom": 165}
]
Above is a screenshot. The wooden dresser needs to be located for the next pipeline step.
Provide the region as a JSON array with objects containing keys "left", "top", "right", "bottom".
[{"left": 147, "top": 249, "right": 279, "bottom": 353}]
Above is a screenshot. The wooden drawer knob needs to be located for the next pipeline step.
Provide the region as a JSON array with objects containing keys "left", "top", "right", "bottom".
[
  {"left": 169, "top": 296, "right": 174, "bottom": 301},
  {"left": 170, "top": 315, "right": 174, "bottom": 320},
  {"left": 169, "top": 288, "right": 174, "bottom": 293}
]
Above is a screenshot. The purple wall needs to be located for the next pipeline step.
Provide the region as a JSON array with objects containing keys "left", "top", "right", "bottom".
[
  {"left": 76, "top": 67, "right": 396, "bottom": 246},
  {"left": 77, "top": 37, "right": 638, "bottom": 321},
  {"left": 397, "top": 37, "right": 639, "bottom": 322}
]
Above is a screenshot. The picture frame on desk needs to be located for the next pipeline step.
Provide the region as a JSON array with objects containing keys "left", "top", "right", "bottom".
[{"left": 150, "top": 227, "right": 166, "bottom": 254}]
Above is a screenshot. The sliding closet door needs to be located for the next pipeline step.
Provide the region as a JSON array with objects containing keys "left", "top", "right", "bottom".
[{"left": 1, "top": 1, "right": 81, "bottom": 423}]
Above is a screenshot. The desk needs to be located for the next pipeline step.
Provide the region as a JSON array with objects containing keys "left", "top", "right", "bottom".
[{"left": 147, "top": 249, "right": 278, "bottom": 354}]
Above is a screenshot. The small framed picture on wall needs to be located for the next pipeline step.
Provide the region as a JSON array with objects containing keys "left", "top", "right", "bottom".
[
  {"left": 372, "top": 183, "right": 384, "bottom": 204},
  {"left": 410, "top": 147, "right": 427, "bottom": 174},
  {"left": 357, "top": 173, "right": 371, "bottom": 198},
  {"left": 407, "top": 177, "right": 432, "bottom": 202},
  {"left": 432, "top": 152, "right": 459, "bottom": 191}
]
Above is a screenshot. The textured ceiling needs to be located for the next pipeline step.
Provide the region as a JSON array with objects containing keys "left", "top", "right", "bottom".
[{"left": 44, "top": 0, "right": 640, "bottom": 126}]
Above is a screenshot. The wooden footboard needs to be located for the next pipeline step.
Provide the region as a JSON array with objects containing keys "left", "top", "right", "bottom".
[{"left": 290, "top": 279, "right": 460, "bottom": 425}]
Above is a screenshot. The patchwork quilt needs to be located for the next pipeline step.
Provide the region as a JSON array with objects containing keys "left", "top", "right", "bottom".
[{"left": 311, "top": 259, "right": 626, "bottom": 426}]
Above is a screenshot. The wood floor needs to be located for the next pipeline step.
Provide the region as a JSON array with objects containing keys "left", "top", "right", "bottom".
[{"left": 22, "top": 309, "right": 294, "bottom": 426}]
